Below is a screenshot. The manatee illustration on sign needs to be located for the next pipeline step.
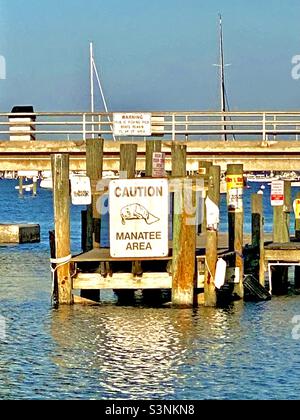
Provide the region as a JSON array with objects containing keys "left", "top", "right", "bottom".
[{"left": 121, "top": 203, "right": 160, "bottom": 225}]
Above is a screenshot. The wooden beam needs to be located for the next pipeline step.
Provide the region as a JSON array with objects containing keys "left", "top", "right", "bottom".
[
  {"left": 73, "top": 273, "right": 173, "bottom": 290},
  {"left": 204, "top": 165, "right": 221, "bottom": 306},
  {"left": 227, "top": 164, "right": 244, "bottom": 299},
  {"left": 172, "top": 177, "right": 197, "bottom": 307},
  {"left": 51, "top": 154, "right": 72, "bottom": 305},
  {"left": 252, "top": 194, "right": 265, "bottom": 286},
  {"left": 145, "top": 140, "right": 162, "bottom": 177}
]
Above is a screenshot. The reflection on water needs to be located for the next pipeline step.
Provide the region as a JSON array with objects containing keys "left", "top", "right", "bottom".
[{"left": 1, "top": 180, "right": 300, "bottom": 399}]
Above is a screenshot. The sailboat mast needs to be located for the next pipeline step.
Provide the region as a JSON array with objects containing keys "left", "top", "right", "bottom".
[
  {"left": 219, "top": 14, "right": 227, "bottom": 141},
  {"left": 90, "top": 42, "right": 95, "bottom": 138},
  {"left": 90, "top": 42, "right": 95, "bottom": 114}
]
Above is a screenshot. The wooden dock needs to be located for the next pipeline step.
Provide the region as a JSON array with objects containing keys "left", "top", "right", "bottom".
[{"left": 1, "top": 110, "right": 300, "bottom": 307}]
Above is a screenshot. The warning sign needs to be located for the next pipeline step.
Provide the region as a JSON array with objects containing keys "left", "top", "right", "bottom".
[
  {"left": 152, "top": 152, "right": 166, "bottom": 178},
  {"left": 226, "top": 175, "right": 243, "bottom": 212},
  {"left": 113, "top": 113, "right": 152, "bottom": 137},
  {"left": 109, "top": 179, "right": 169, "bottom": 258},
  {"left": 271, "top": 180, "right": 284, "bottom": 207}
]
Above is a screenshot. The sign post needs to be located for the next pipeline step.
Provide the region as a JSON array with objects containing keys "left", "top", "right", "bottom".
[{"left": 109, "top": 179, "right": 169, "bottom": 258}]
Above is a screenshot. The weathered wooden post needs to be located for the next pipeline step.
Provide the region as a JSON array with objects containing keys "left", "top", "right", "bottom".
[
  {"left": 146, "top": 140, "right": 162, "bottom": 177},
  {"left": 204, "top": 165, "right": 221, "bottom": 306},
  {"left": 172, "top": 143, "right": 187, "bottom": 178},
  {"left": 117, "top": 143, "right": 138, "bottom": 302},
  {"left": 252, "top": 194, "right": 265, "bottom": 286},
  {"left": 32, "top": 177, "right": 38, "bottom": 197},
  {"left": 272, "top": 181, "right": 291, "bottom": 294},
  {"left": 198, "top": 161, "right": 212, "bottom": 234},
  {"left": 273, "top": 181, "right": 291, "bottom": 243},
  {"left": 18, "top": 176, "right": 24, "bottom": 196},
  {"left": 226, "top": 164, "right": 244, "bottom": 299},
  {"left": 86, "top": 137, "right": 104, "bottom": 250},
  {"left": 51, "top": 154, "right": 72, "bottom": 305},
  {"left": 120, "top": 144, "right": 137, "bottom": 179},
  {"left": 171, "top": 143, "right": 197, "bottom": 306},
  {"left": 294, "top": 192, "right": 300, "bottom": 289},
  {"left": 81, "top": 138, "right": 104, "bottom": 302},
  {"left": 172, "top": 177, "right": 197, "bottom": 307}
]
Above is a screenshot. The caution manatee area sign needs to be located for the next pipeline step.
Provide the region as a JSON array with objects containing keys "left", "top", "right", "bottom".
[{"left": 109, "top": 179, "right": 169, "bottom": 258}]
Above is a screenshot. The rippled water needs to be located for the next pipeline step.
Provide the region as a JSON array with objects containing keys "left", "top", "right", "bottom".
[{"left": 0, "top": 180, "right": 300, "bottom": 400}]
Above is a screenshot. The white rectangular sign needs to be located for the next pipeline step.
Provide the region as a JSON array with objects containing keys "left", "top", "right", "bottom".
[
  {"left": 113, "top": 113, "right": 152, "bottom": 136},
  {"left": 152, "top": 152, "right": 166, "bottom": 178},
  {"left": 109, "top": 179, "right": 169, "bottom": 258},
  {"left": 271, "top": 180, "right": 284, "bottom": 206},
  {"left": 71, "top": 176, "right": 92, "bottom": 206}
]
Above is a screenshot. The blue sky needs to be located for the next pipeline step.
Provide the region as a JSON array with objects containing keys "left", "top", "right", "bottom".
[{"left": 1, "top": 0, "right": 300, "bottom": 111}]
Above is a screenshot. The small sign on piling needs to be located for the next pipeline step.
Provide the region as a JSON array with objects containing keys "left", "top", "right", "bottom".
[
  {"left": 271, "top": 180, "right": 284, "bottom": 206},
  {"left": 226, "top": 174, "right": 243, "bottom": 212},
  {"left": 70, "top": 176, "right": 92, "bottom": 206},
  {"left": 152, "top": 152, "right": 166, "bottom": 178},
  {"left": 109, "top": 179, "right": 169, "bottom": 258}
]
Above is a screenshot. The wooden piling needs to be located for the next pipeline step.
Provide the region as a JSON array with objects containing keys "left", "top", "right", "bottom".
[
  {"left": 172, "top": 178, "right": 197, "bottom": 307},
  {"left": 117, "top": 144, "right": 138, "bottom": 302},
  {"left": 86, "top": 137, "right": 104, "bottom": 250},
  {"left": 272, "top": 181, "right": 291, "bottom": 294},
  {"left": 19, "top": 176, "right": 24, "bottom": 196},
  {"left": 171, "top": 143, "right": 196, "bottom": 306},
  {"left": 252, "top": 194, "right": 265, "bottom": 286},
  {"left": 227, "top": 164, "right": 244, "bottom": 299},
  {"left": 172, "top": 143, "right": 187, "bottom": 177},
  {"left": 145, "top": 140, "right": 162, "bottom": 177},
  {"left": 32, "top": 178, "right": 37, "bottom": 196},
  {"left": 120, "top": 144, "right": 138, "bottom": 179},
  {"left": 295, "top": 192, "right": 300, "bottom": 289},
  {"left": 198, "top": 161, "right": 212, "bottom": 234},
  {"left": 273, "top": 181, "right": 290, "bottom": 243},
  {"left": 51, "top": 154, "right": 72, "bottom": 305},
  {"left": 204, "top": 165, "right": 221, "bottom": 306}
]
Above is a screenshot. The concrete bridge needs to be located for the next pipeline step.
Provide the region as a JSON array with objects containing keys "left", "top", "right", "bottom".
[{"left": 1, "top": 110, "right": 300, "bottom": 171}]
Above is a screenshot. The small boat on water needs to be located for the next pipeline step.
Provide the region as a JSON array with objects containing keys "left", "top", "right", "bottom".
[{"left": 246, "top": 172, "right": 279, "bottom": 183}]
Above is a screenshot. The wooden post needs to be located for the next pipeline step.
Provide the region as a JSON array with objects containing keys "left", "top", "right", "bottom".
[
  {"left": 146, "top": 140, "right": 162, "bottom": 177},
  {"left": 198, "top": 161, "right": 212, "bottom": 234},
  {"left": 51, "top": 154, "right": 72, "bottom": 305},
  {"left": 32, "top": 177, "right": 37, "bottom": 196},
  {"left": 252, "top": 194, "right": 265, "bottom": 286},
  {"left": 19, "top": 176, "right": 24, "bottom": 196},
  {"left": 172, "top": 143, "right": 186, "bottom": 177},
  {"left": 86, "top": 137, "right": 104, "bottom": 250},
  {"left": 172, "top": 177, "right": 197, "bottom": 307},
  {"left": 273, "top": 181, "right": 290, "bottom": 243},
  {"left": 295, "top": 192, "right": 300, "bottom": 289},
  {"left": 120, "top": 144, "right": 138, "bottom": 179},
  {"left": 204, "top": 165, "right": 221, "bottom": 306},
  {"left": 272, "top": 181, "right": 291, "bottom": 294},
  {"left": 117, "top": 144, "right": 138, "bottom": 302},
  {"left": 227, "top": 164, "right": 244, "bottom": 299}
]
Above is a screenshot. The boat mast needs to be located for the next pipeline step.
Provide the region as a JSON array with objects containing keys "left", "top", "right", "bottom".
[
  {"left": 219, "top": 14, "right": 227, "bottom": 141},
  {"left": 90, "top": 42, "right": 95, "bottom": 138}
]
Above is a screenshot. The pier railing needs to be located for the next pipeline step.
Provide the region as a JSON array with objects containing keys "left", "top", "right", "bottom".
[{"left": 2, "top": 111, "right": 300, "bottom": 141}]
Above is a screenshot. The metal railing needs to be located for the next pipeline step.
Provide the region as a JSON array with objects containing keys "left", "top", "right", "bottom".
[{"left": 2, "top": 111, "right": 300, "bottom": 141}]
